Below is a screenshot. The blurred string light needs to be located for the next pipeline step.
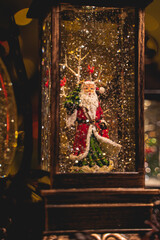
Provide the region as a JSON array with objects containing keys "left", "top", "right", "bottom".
[
  {"left": 145, "top": 13, "right": 159, "bottom": 32},
  {"left": 14, "top": 8, "right": 32, "bottom": 26},
  {"left": 144, "top": 100, "right": 160, "bottom": 186}
]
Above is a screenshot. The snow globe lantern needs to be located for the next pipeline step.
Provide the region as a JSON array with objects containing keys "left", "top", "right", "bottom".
[
  {"left": 28, "top": 0, "right": 151, "bottom": 188},
  {"left": 27, "top": 0, "right": 153, "bottom": 186},
  {"left": 27, "top": 0, "right": 160, "bottom": 235}
]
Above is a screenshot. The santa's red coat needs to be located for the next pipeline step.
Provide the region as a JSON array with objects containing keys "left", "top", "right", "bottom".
[{"left": 72, "top": 103, "right": 109, "bottom": 157}]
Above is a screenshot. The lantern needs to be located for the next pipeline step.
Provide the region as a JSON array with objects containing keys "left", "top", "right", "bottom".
[{"left": 28, "top": 0, "right": 160, "bottom": 237}]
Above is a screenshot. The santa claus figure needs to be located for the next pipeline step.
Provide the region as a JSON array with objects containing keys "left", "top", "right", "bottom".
[{"left": 66, "top": 80, "right": 121, "bottom": 172}]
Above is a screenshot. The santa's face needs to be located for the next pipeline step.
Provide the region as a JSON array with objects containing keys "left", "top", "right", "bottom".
[
  {"left": 79, "top": 82, "right": 98, "bottom": 120},
  {"left": 83, "top": 83, "right": 95, "bottom": 94}
]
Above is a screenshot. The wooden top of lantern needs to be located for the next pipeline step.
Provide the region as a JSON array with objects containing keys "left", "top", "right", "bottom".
[{"left": 27, "top": 0, "right": 153, "bottom": 18}]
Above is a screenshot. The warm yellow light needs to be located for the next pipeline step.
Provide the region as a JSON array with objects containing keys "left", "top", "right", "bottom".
[
  {"left": 14, "top": 8, "right": 32, "bottom": 26},
  {"left": 145, "top": 13, "right": 159, "bottom": 31},
  {"left": 15, "top": 131, "right": 18, "bottom": 139},
  {"left": 23, "top": 58, "right": 35, "bottom": 78},
  {"left": 147, "top": 38, "right": 158, "bottom": 52}
]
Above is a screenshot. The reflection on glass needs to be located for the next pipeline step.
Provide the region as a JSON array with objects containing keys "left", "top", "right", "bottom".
[
  {"left": 145, "top": 99, "right": 160, "bottom": 187},
  {"left": 41, "top": 13, "right": 52, "bottom": 171},
  {"left": 59, "top": 6, "right": 136, "bottom": 173}
]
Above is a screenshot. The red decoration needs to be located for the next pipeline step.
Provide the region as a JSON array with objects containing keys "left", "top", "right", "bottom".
[
  {"left": 60, "top": 77, "right": 67, "bottom": 87},
  {"left": 87, "top": 65, "right": 95, "bottom": 74},
  {"left": 145, "top": 147, "right": 155, "bottom": 154},
  {"left": 0, "top": 41, "right": 10, "bottom": 55},
  {"left": 45, "top": 79, "right": 49, "bottom": 88},
  {"left": 46, "top": 69, "right": 49, "bottom": 76}
]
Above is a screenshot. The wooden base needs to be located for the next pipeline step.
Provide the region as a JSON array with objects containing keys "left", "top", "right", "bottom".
[{"left": 41, "top": 188, "right": 160, "bottom": 235}]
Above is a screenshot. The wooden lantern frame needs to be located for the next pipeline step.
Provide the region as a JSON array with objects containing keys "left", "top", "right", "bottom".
[
  {"left": 31, "top": 0, "right": 150, "bottom": 189},
  {"left": 27, "top": 0, "right": 160, "bottom": 235},
  {"left": 51, "top": 2, "right": 144, "bottom": 187}
]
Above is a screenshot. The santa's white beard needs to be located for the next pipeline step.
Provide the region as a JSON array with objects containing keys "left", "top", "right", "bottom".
[{"left": 79, "top": 91, "right": 99, "bottom": 120}]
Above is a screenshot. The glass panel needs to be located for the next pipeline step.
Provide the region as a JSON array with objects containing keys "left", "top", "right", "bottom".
[
  {"left": 59, "top": 5, "right": 136, "bottom": 173},
  {"left": 144, "top": 99, "right": 160, "bottom": 187},
  {"left": 41, "top": 12, "right": 52, "bottom": 171},
  {"left": 0, "top": 58, "right": 18, "bottom": 177}
]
